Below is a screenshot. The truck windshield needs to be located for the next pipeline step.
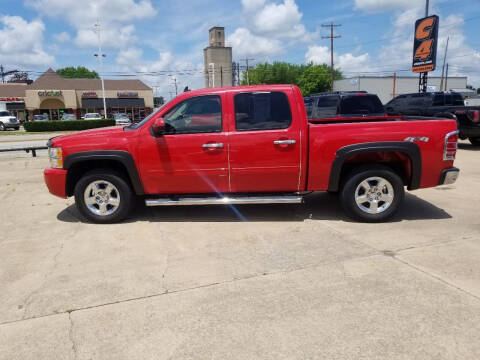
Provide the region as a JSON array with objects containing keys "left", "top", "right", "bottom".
[{"left": 339, "top": 95, "right": 385, "bottom": 116}]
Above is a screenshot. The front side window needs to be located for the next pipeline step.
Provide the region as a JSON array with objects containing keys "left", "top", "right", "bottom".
[
  {"left": 163, "top": 95, "right": 222, "bottom": 134},
  {"left": 234, "top": 91, "right": 292, "bottom": 131},
  {"left": 433, "top": 94, "right": 444, "bottom": 106}
]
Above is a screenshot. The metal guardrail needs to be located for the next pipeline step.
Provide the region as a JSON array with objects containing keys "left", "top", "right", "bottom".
[{"left": 0, "top": 146, "right": 48, "bottom": 157}]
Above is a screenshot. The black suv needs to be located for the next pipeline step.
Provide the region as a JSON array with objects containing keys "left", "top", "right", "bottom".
[
  {"left": 304, "top": 92, "right": 386, "bottom": 119},
  {"left": 385, "top": 92, "right": 480, "bottom": 145}
]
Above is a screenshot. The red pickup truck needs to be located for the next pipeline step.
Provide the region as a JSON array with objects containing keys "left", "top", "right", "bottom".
[{"left": 44, "top": 85, "right": 459, "bottom": 223}]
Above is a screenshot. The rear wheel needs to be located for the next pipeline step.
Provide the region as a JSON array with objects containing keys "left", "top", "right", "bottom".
[
  {"left": 340, "top": 165, "right": 404, "bottom": 222},
  {"left": 74, "top": 170, "right": 133, "bottom": 223},
  {"left": 469, "top": 137, "right": 480, "bottom": 146}
]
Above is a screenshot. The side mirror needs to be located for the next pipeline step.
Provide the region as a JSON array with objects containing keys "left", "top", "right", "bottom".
[{"left": 152, "top": 117, "right": 166, "bottom": 136}]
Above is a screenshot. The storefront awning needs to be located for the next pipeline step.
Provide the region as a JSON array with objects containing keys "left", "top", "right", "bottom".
[
  {"left": 82, "top": 98, "right": 146, "bottom": 108},
  {"left": 6, "top": 103, "right": 25, "bottom": 110}
]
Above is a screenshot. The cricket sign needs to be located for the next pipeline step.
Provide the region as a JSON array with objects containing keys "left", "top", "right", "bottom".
[{"left": 412, "top": 15, "right": 439, "bottom": 73}]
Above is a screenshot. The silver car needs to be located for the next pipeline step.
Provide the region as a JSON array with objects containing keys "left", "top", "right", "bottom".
[
  {"left": 61, "top": 114, "right": 77, "bottom": 121},
  {"left": 113, "top": 113, "right": 132, "bottom": 126}
]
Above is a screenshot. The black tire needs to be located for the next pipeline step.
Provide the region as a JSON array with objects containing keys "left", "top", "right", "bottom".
[
  {"left": 74, "top": 169, "right": 133, "bottom": 223},
  {"left": 340, "top": 165, "right": 405, "bottom": 222},
  {"left": 469, "top": 137, "right": 480, "bottom": 146},
  {"left": 14, "top": 127, "right": 19, "bottom": 131},
  {"left": 0, "top": 122, "right": 5, "bottom": 131}
]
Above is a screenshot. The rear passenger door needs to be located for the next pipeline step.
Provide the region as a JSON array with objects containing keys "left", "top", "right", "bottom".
[{"left": 228, "top": 91, "right": 302, "bottom": 192}]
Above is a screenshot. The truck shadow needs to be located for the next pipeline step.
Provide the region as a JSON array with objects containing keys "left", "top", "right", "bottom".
[
  {"left": 458, "top": 143, "right": 480, "bottom": 151},
  {"left": 57, "top": 192, "right": 451, "bottom": 224}
]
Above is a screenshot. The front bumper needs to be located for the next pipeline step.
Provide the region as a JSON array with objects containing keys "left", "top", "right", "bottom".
[
  {"left": 44, "top": 168, "right": 68, "bottom": 198},
  {"left": 438, "top": 167, "right": 460, "bottom": 186},
  {"left": 4, "top": 122, "right": 20, "bottom": 129}
]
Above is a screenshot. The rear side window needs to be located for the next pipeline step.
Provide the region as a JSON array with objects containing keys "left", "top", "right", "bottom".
[
  {"left": 310, "top": 96, "right": 339, "bottom": 118},
  {"left": 452, "top": 93, "right": 464, "bottom": 106},
  {"left": 339, "top": 95, "right": 385, "bottom": 115},
  {"left": 234, "top": 92, "right": 292, "bottom": 131}
]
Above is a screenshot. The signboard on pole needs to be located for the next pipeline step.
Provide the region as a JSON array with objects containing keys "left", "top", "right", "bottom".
[{"left": 412, "top": 15, "right": 439, "bottom": 73}]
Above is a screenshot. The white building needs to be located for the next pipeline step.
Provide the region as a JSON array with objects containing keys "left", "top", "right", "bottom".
[{"left": 334, "top": 76, "right": 468, "bottom": 104}]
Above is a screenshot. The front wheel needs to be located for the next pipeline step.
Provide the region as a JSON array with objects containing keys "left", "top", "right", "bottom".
[
  {"left": 340, "top": 165, "right": 405, "bottom": 222},
  {"left": 469, "top": 137, "right": 480, "bottom": 146},
  {"left": 74, "top": 170, "right": 133, "bottom": 223},
  {"left": 0, "top": 123, "right": 5, "bottom": 131}
]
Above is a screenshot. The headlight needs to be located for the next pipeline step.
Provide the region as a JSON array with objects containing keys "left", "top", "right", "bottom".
[{"left": 48, "top": 147, "right": 63, "bottom": 168}]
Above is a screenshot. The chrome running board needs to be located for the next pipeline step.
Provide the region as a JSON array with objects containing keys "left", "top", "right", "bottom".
[{"left": 145, "top": 196, "right": 303, "bottom": 207}]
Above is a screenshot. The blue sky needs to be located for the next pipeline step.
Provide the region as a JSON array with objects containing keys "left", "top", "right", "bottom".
[{"left": 1, "top": 0, "right": 479, "bottom": 98}]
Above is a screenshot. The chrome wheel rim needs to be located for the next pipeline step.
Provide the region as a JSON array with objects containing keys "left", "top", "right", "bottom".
[
  {"left": 84, "top": 180, "right": 120, "bottom": 216},
  {"left": 355, "top": 177, "right": 394, "bottom": 215}
]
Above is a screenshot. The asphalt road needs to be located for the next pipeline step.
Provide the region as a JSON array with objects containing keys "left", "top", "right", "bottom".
[{"left": 0, "top": 141, "right": 479, "bottom": 359}]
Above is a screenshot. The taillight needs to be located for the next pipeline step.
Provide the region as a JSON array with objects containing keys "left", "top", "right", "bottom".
[
  {"left": 444, "top": 130, "right": 459, "bottom": 161},
  {"left": 468, "top": 110, "right": 480, "bottom": 123}
]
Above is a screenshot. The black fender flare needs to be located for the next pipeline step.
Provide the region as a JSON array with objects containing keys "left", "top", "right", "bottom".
[
  {"left": 64, "top": 150, "right": 144, "bottom": 195},
  {"left": 328, "top": 141, "right": 422, "bottom": 192}
]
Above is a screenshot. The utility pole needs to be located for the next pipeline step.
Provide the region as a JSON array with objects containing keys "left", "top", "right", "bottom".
[
  {"left": 0, "top": 65, "right": 19, "bottom": 83},
  {"left": 171, "top": 77, "right": 178, "bottom": 96},
  {"left": 94, "top": 19, "right": 107, "bottom": 119},
  {"left": 393, "top": 72, "right": 397, "bottom": 99},
  {"left": 220, "top": 66, "right": 223, "bottom": 87},
  {"left": 445, "top": 63, "right": 449, "bottom": 92},
  {"left": 440, "top": 36, "right": 449, "bottom": 91},
  {"left": 240, "top": 58, "right": 254, "bottom": 85},
  {"left": 322, "top": 23, "right": 341, "bottom": 92}
]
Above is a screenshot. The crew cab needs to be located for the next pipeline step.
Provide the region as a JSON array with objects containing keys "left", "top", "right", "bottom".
[
  {"left": 44, "top": 85, "right": 460, "bottom": 223},
  {"left": 385, "top": 91, "right": 480, "bottom": 145}
]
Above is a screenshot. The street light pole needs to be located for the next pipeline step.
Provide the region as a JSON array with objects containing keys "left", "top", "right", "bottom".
[{"left": 94, "top": 19, "right": 107, "bottom": 119}]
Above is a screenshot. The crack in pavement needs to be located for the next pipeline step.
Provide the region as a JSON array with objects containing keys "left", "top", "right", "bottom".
[
  {"left": 68, "top": 312, "right": 78, "bottom": 360},
  {"left": 392, "top": 255, "right": 480, "bottom": 302},
  {"left": 0, "top": 251, "right": 382, "bottom": 327},
  {"left": 21, "top": 241, "right": 65, "bottom": 320}
]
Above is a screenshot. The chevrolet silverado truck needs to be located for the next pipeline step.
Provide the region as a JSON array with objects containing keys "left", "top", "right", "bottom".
[
  {"left": 385, "top": 91, "right": 480, "bottom": 145},
  {"left": 44, "top": 85, "right": 460, "bottom": 223}
]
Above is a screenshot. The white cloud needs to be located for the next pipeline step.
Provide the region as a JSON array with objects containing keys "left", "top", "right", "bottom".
[
  {"left": 228, "top": 0, "right": 316, "bottom": 58},
  {"left": 116, "top": 47, "right": 204, "bottom": 99},
  {"left": 354, "top": 0, "right": 419, "bottom": 12},
  {"left": 27, "top": 0, "right": 156, "bottom": 48},
  {"left": 305, "top": 45, "right": 372, "bottom": 73},
  {"left": 228, "top": 28, "right": 283, "bottom": 57},
  {"left": 53, "top": 31, "right": 71, "bottom": 43},
  {"left": 0, "top": 15, "right": 54, "bottom": 67}
]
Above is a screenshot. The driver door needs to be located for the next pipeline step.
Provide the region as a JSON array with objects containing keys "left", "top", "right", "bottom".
[{"left": 137, "top": 94, "right": 229, "bottom": 194}]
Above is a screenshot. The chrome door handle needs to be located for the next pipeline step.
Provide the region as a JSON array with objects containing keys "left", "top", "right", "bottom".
[
  {"left": 202, "top": 143, "right": 224, "bottom": 149},
  {"left": 274, "top": 139, "right": 296, "bottom": 145}
]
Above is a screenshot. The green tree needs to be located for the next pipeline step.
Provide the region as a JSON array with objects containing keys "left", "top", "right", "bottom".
[
  {"left": 241, "top": 62, "right": 342, "bottom": 95},
  {"left": 298, "top": 64, "right": 342, "bottom": 95},
  {"left": 56, "top": 66, "right": 99, "bottom": 79}
]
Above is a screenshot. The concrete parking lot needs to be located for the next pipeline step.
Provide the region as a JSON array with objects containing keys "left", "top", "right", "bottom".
[{"left": 0, "top": 140, "right": 479, "bottom": 359}]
